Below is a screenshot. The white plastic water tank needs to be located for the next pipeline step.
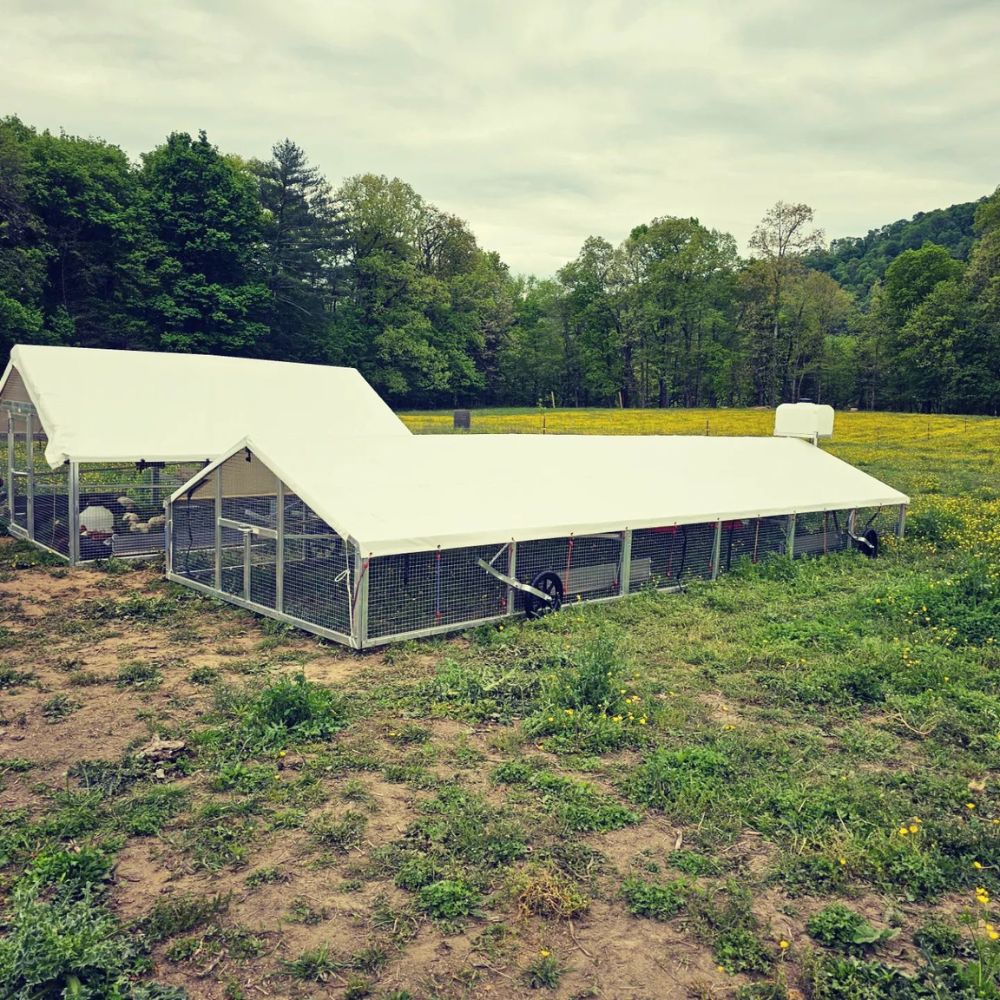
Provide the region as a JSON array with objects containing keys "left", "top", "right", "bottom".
[{"left": 774, "top": 402, "right": 835, "bottom": 440}]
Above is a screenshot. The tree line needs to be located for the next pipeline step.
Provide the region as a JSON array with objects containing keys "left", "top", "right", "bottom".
[{"left": 1, "top": 116, "right": 998, "bottom": 412}]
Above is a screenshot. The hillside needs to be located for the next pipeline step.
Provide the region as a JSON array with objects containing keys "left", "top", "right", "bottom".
[{"left": 807, "top": 198, "right": 984, "bottom": 300}]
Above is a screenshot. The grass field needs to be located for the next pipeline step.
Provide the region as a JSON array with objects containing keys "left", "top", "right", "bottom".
[{"left": 1, "top": 410, "right": 999, "bottom": 999}]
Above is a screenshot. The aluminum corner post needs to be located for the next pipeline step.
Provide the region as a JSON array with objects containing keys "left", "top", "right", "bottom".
[
  {"left": 710, "top": 521, "right": 723, "bottom": 580},
  {"left": 68, "top": 461, "right": 80, "bottom": 565},
  {"left": 213, "top": 466, "right": 222, "bottom": 590},
  {"left": 896, "top": 504, "right": 907, "bottom": 539},
  {"left": 620, "top": 529, "right": 632, "bottom": 595},
  {"left": 4, "top": 409, "right": 13, "bottom": 525},
  {"left": 787, "top": 513, "right": 797, "bottom": 559},
  {"left": 352, "top": 548, "right": 370, "bottom": 650},
  {"left": 275, "top": 478, "right": 285, "bottom": 614},
  {"left": 507, "top": 541, "right": 518, "bottom": 618},
  {"left": 164, "top": 505, "right": 173, "bottom": 574},
  {"left": 25, "top": 410, "right": 34, "bottom": 541}
]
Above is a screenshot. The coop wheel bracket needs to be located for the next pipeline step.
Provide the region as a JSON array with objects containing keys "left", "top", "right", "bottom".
[{"left": 477, "top": 558, "right": 553, "bottom": 603}]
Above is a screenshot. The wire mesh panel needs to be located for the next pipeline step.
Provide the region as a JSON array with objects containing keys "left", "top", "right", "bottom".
[
  {"left": 7, "top": 412, "right": 29, "bottom": 535},
  {"left": 77, "top": 461, "right": 206, "bottom": 561},
  {"left": 628, "top": 522, "right": 720, "bottom": 592},
  {"left": 367, "top": 543, "right": 510, "bottom": 641},
  {"left": 171, "top": 493, "right": 217, "bottom": 585},
  {"left": 216, "top": 452, "right": 279, "bottom": 600},
  {"left": 793, "top": 510, "right": 850, "bottom": 558},
  {"left": 718, "top": 516, "right": 790, "bottom": 573},
  {"left": 516, "top": 533, "right": 625, "bottom": 606},
  {"left": 282, "top": 494, "right": 352, "bottom": 635},
  {"left": 32, "top": 443, "right": 70, "bottom": 558}
]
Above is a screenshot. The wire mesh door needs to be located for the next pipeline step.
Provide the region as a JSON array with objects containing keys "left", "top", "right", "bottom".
[{"left": 7, "top": 411, "right": 30, "bottom": 537}]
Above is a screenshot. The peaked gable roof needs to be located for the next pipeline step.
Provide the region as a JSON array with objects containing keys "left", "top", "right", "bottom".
[
  {"left": 175, "top": 432, "right": 909, "bottom": 557},
  {"left": 0, "top": 346, "right": 408, "bottom": 468}
]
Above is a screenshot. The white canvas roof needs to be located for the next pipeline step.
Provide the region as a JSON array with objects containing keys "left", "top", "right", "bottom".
[
  {"left": 0, "top": 345, "right": 409, "bottom": 469},
  {"left": 175, "top": 433, "right": 909, "bottom": 557}
]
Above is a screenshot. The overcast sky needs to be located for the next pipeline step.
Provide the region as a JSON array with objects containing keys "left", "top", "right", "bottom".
[{"left": 3, "top": 0, "right": 998, "bottom": 275}]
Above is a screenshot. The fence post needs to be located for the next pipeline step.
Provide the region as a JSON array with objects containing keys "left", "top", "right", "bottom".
[
  {"left": 620, "top": 529, "right": 632, "bottom": 595},
  {"left": 710, "top": 521, "right": 723, "bottom": 580},
  {"left": 787, "top": 514, "right": 797, "bottom": 559}
]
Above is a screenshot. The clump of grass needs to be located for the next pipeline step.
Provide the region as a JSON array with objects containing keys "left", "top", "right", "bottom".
[
  {"left": 686, "top": 881, "right": 774, "bottom": 975},
  {"left": 310, "top": 810, "right": 368, "bottom": 852},
  {"left": 524, "top": 948, "right": 566, "bottom": 989},
  {"left": 69, "top": 755, "right": 159, "bottom": 796},
  {"left": 246, "top": 866, "right": 287, "bottom": 888},
  {"left": 807, "top": 903, "right": 899, "bottom": 954},
  {"left": 0, "top": 886, "right": 134, "bottom": 998},
  {"left": 286, "top": 899, "right": 328, "bottom": 925},
  {"left": 91, "top": 592, "right": 182, "bottom": 623},
  {"left": 669, "top": 849, "right": 722, "bottom": 876},
  {"left": 211, "top": 762, "right": 278, "bottom": 793},
  {"left": 340, "top": 778, "right": 376, "bottom": 807},
  {"left": 414, "top": 656, "right": 544, "bottom": 722},
  {"left": 493, "top": 760, "right": 640, "bottom": 832},
  {"left": 141, "top": 892, "right": 230, "bottom": 944},
  {"left": 20, "top": 845, "right": 114, "bottom": 899},
  {"left": 67, "top": 670, "right": 103, "bottom": 686},
  {"left": 386, "top": 722, "right": 431, "bottom": 745},
  {"left": 282, "top": 943, "right": 341, "bottom": 981},
  {"left": 0, "top": 665, "right": 35, "bottom": 690},
  {"left": 188, "top": 666, "right": 220, "bottom": 685},
  {"left": 621, "top": 746, "right": 730, "bottom": 818},
  {"left": 622, "top": 875, "right": 690, "bottom": 921},
  {"left": 508, "top": 864, "right": 590, "bottom": 919},
  {"left": 116, "top": 661, "right": 162, "bottom": 689},
  {"left": 41, "top": 694, "right": 80, "bottom": 722},
  {"left": 803, "top": 953, "right": 916, "bottom": 998},
  {"left": 417, "top": 879, "right": 481, "bottom": 924}
]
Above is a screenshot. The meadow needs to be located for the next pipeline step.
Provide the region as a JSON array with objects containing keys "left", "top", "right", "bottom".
[{"left": 0, "top": 409, "right": 998, "bottom": 999}]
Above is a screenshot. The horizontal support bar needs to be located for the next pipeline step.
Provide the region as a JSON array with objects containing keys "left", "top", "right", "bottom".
[{"left": 218, "top": 517, "right": 277, "bottom": 539}]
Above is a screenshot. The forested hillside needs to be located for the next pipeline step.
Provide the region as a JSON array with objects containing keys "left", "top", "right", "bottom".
[
  {"left": 807, "top": 200, "right": 982, "bottom": 300},
  {"left": 1, "top": 116, "right": 998, "bottom": 413}
]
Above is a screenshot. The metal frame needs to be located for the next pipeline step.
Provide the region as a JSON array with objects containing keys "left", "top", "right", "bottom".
[
  {"left": 163, "top": 488, "right": 883, "bottom": 649},
  {"left": 166, "top": 571, "right": 353, "bottom": 646}
]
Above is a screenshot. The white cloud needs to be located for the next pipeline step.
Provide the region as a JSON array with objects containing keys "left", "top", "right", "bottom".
[{"left": 2, "top": 0, "right": 997, "bottom": 275}]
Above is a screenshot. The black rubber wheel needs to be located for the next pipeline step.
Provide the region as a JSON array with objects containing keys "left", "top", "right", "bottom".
[
  {"left": 858, "top": 527, "right": 879, "bottom": 559},
  {"left": 524, "top": 570, "right": 564, "bottom": 620}
]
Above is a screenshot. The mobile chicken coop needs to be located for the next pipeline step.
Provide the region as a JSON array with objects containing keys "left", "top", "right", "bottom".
[
  {"left": 0, "top": 346, "right": 408, "bottom": 563},
  {"left": 165, "top": 420, "right": 909, "bottom": 649}
]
